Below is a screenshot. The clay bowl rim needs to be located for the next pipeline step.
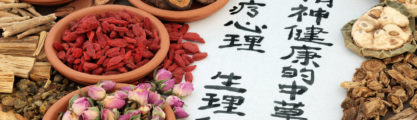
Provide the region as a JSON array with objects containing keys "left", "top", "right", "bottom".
[
  {"left": 43, "top": 83, "right": 176, "bottom": 120},
  {"left": 128, "top": 0, "right": 230, "bottom": 22},
  {"left": 20, "top": 0, "right": 73, "bottom": 6},
  {"left": 45, "top": 5, "right": 170, "bottom": 85}
]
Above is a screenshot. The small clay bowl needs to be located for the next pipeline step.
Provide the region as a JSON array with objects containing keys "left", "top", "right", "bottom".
[
  {"left": 43, "top": 83, "right": 176, "bottom": 120},
  {"left": 128, "top": 0, "right": 230, "bottom": 22},
  {"left": 21, "top": 0, "right": 73, "bottom": 6},
  {"left": 45, "top": 5, "right": 170, "bottom": 85}
]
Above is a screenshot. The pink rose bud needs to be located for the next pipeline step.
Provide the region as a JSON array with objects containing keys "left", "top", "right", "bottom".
[
  {"left": 148, "top": 91, "right": 163, "bottom": 106},
  {"left": 173, "top": 82, "right": 194, "bottom": 97},
  {"left": 101, "top": 109, "right": 119, "bottom": 120},
  {"left": 81, "top": 107, "right": 99, "bottom": 120},
  {"left": 99, "top": 80, "right": 116, "bottom": 91},
  {"left": 135, "top": 83, "right": 152, "bottom": 91},
  {"left": 62, "top": 110, "right": 78, "bottom": 120},
  {"left": 103, "top": 95, "right": 126, "bottom": 109},
  {"left": 128, "top": 90, "right": 149, "bottom": 106},
  {"left": 88, "top": 86, "right": 106, "bottom": 100},
  {"left": 114, "top": 91, "right": 128, "bottom": 100},
  {"left": 120, "top": 85, "right": 135, "bottom": 91},
  {"left": 174, "top": 107, "right": 189, "bottom": 119},
  {"left": 118, "top": 110, "right": 141, "bottom": 120},
  {"left": 152, "top": 106, "right": 166, "bottom": 119},
  {"left": 155, "top": 68, "right": 172, "bottom": 82},
  {"left": 166, "top": 95, "right": 184, "bottom": 108},
  {"left": 68, "top": 94, "right": 80, "bottom": 109},
  {"left": 151, "top": 116, "right": 162, "bottom": 120},
  {"left": 160, "top": 79, "right": 175, "bottom": 93},
  {"left": 71, "top": 97, "right": 90, "bottom": 116},
  {"left": 139, "top": 104, "right": 152, "bottom": 114}
]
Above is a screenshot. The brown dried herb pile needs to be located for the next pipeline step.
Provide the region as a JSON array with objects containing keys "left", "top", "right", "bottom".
[
  {"left": 340, "top": 52, "right": 417, "bottom": 120},
  {"left": 0, "top": 69, "right": 83, "bottom": 120}
]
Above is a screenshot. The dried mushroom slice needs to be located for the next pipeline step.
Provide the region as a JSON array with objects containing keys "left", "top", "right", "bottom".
[
  {"left": 389, "top": 0, "right": 417, "bottom": 17},
  {"left": 342, "top": 1, "right": 417, "bottom": 59}
]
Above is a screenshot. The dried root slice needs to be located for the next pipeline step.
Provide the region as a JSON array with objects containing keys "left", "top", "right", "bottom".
[
  {"left": 0, "top": 72, "right": 14, "bottom": 93},
  {"left": 387, "top": 108, "right": 417, "bottom": 120},
  {"left": 17, "top": 24, "right": 52, "bottom": 39},
  {"left": 0, "top": 54, "right": 35, "bottom": 78},
  {"left": 168, "top": 0, "right": 192, "bottom": 10},
  {"left": 26, "top": 7, "right": 41, "bottom": 17},
  {"left": 0, "top": 11, "right": 18, "bottom": 17},
  {"left": 2, "top": 14, "right": 56, "bottom": 37},
  {"left": 342, "top": 1, "right": 417, "bottom": 59},
  {"left": 29, "top": 62, "right": 51, "bottom": 81},
  {"left": 14, "top": 8, "right": 32, "bottom": 17},
  {"left": 32, "top": 31, "right": 47, "bottom": 56},
  {"left": 361, "top": 59, "right": 386, "bottom": 73}
]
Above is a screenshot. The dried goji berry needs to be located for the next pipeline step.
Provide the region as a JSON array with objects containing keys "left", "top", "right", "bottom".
[
  {"left": 142, "top": 50, "right": 154, "bottom": 58},
  {"left": 83, "top": 62, "right": 98, "bottom": 71},
  {"left": 182, "top": 42, "right": 200, "bottom": 53},
  {"left": 136, "top": 59, "right": 149, "bottom": 67},
  {"left": 182, "top": 54, "right": 194, "bottom": 64},
  {"left": 183, "top": 32, "right": 205, "bottom": 43},
  {"left": 185, "top": 65, "right": 196, "bottom": 72},
  {"left": 126, "top": 63, "right": 136, "bottom": 70},
  {"left": 103, "top": 71, "right": 120, "bottom": 75},
  {"left": 107, "top": 62, "right": 124, "bottom": 70},
  {"left": 144, "top": 17, "right": 151, "bottom": 31},
  {"left": 105, "top": 47, "right": 120, "bottom": 57},
  {"left": 62, "top": 43, "right": 69, "bottom": 50},
  {"left": 174, "top": 54, "right": 186, "bottom": 67},
  {"left": 92, "top": 67, "right": 104, "bottom": 75},
  {"left": 192, "top": 52, "right": 208, "bottom": 61},
  {"left": 174, "top": 50, "right": 185, "bottom": 55},
  {"left": 118, "top": 67, "right": 128, "bottom": 73},
  {"left": 163, "top": 59, "right": 173, "bottom": 69},
  {"left": 87, "top": 31, "right": 95, "bottom": 42},
  {"left": 124, "top": 51, "right": 132, "bottom": 62},
  {"left": 58, "top": 51, "right": 66, "bottom": 60},
  {"left": 107, "top": 55, "right": 124, "bottom": 67},
  {"left": 107, "top": 39, "right": 128, "bottom": 47},
  {"left": 83, "top": 52, "right": 91, "bottom": 61},
  {"left": 179, "top": 24, "right": 189, "bottom": 35},
  {"left": 72, "top": 48, "right": 83, "bottom": 58},
  {"left": 167, "top": 64, "right": 178, "bottom": 72},
  {"left": 74, "top": 59, "right": 81, "bottom": 64},
  {"left": 185, "top": 72, "right": 193, "bottom": 83},
  {"left": 97, "top": 56, "right": 106, "bottom": 65},
  {"left": 74, "top": 36, "right": 84, "bottom": 48},
  {"left": 110, "top": 31, "right": 118, "bottom": 38},
  {"left": 53, "top": 42, "right": 64, "bottom": 51}
]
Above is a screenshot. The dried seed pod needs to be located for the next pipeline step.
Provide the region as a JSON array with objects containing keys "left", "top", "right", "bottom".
[
  {"left": 167, "top": 0, "right": 192, "bottom": 10},
  {"left": 361, "top": 59, "right": 386, "bottom": 73},
  {"left": 342, "top": 1, "right": 416, "bottom": 59}
]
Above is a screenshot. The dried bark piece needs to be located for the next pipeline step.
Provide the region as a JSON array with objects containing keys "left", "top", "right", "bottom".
[
  {"left": 362, "top": 98, "right": 388, "bottom": 119},
  {"left": 0, "top": 72, "right": 14, "bottom": 93},
  {"left": 361, "top": 59, "right": 386, "bottom": 73},
  {"left": 0, "top": 36, "right": 38, "bottom": 57},
  {"left": 17, "top": 24, "right": 51, "bottom": 39},
  {"left": 387, "top": 108, "right": 417, "bottom": 120},
  {"left": 2, "top": 14, "right": 56, "bottom": 37},
  {"left": 29, "top": 62, "right": 51, "bottom": 81},
  {"left": 367, "top": 80, "right": 384, "bottom": 91},
  {"left": 388, "top": 86, "right": 408, "bottom": 113},
  {"left": 384, "top": 54, "right": 404, "bottom": 64},
  {"left": 0, "top": 16, "right": 29, "bottom": 23},
  {"left": 408, "top": 54, "right": 417, "bottom": 67},
  {"left": 341, "top": 81, "right": 362, "bottom": 90},
  {"left": 393, "top": 63, "right": 417, "bottom": 79},
  {"left": 350, "top": 86, "right": 376, "bottom": 98},
  {"left": 379, "top": 71, "right": 390, "bottom": 87},
  {"left": 0, "top": 54, "right": 35, "bottom": 78},
  {"left": 387, "top": 69, "right": 417, "bottom": 89}
]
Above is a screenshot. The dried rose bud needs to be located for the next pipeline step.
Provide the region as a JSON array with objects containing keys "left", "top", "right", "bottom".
[
  {"left": 152, "top": 106, "right": 166, "bottom": 119},
  {"left": 148, "top": 91, "right": 163, "bottom": 106},
  {"left": 128, "top": 90, "right": 149, "bottom": 106},
  {"left": 160, "top": 79, "right": 175, "bottom": 93},
  {"left": 62, "top": 110, "right": 78, "bottom": 120},
  {"left": 114, "top": 90, "right": 128, "bottom": 100},
  {"left": 118, "top": 110, "right": 141, "bottom": 120},
  {"left": 174, "top": 106, "right": 189, "bottom": 119},
  {"left": 120, "top": 85, "right": 135, "bottom": 91},
  {"left": 81, "top": 107, "right": 99, "bottom": 120},
  {"left": 88, "top": 86, "right": 106, "bottom": 100},
  {"left": 99, "top": 80, "right": 116, "bottom": 91},
  {"left": 139, "top": 104, "right": 152, "bottom": 114},
  {"left": 101, "top": 108, "right": 119, "bottom": 120},
  {"left": 173, "top": 82, "right": 194, "bottom": 97},
  {"left": 135, "top": 83, "right": 152, "bottom": 91},
  {"left": 68, "top": 94, "right": 80, "bottom": 109},
  {"left": 155, "top": 68, "right": 172, "bottom": 82},
  {"left": 71, "top": 97, "right": 90, "bottom": 116},
  {"left": 166, "top": 95, "right": 184, "bottom": 108},
  {"left": 103, "top": 95, "right": 126, "bottom": 109}
]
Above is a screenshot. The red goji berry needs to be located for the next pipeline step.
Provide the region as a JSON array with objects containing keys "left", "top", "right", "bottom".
[
  {"left": 87, "top": 31, "right": 95, "bottom": 42},
  {"left": 97, "top": 56, "right": 106, "bottom": 65},
  {"left": 192, "top": 52, "right": 208, "bottom": 61},
  {"left": 183, "top": 32, "right": 205, "bottom": 43},
  {"left": 185, "top": 65, "right": 197, "bottom": 72},
  {"left": 58, "top": 51, "right": 66, "bottom": 60},
  {"left": 163, "top": 59, "right": 173, "bottom": 69},
  {"left": 185, "top": 72, "right": 193, "bottom": 83},
  {"left": 179, "top": 24, "right": 189, "bottom": 35},
  {"left": 53, "top": 42, "right": 64, "bottom": 51},
  {"left": 72, "top": 48, "right": 83, "bottom": 58},
  {"left": 107, "top": 55, "right": 124, "bottom": 67},
  {"left": 143, "top": 50, "right": 154, "bottom": 58},
  {"left": 92, "top": 67, "right": 104, "bottom": 75},
  {"left": 174, "top": 54, "right": 186, "bottom": 67},
  {"left": 118, "top": 67, "right": 128, "bottom": 73},
  {"left": 167, "top": 64, "right": 178, "bottom": 72},
  {"left": 137, "top": 59, "right": 149, "bottom": 67},
  {"left": 74, "top": 59, "right": 81, "bottom": 64},
  {"left": 124, "top": 51, "right": 132, "bottom": 62},
  {"left": 182, "top": 42, "right": 200, "bottom": 53}
]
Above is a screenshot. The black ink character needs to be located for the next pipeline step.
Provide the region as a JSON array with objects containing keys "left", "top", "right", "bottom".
[
  {"left": 196, "top": 117, "right": 211, "bottom": 120},
  {"left": 219, "top": 34, "right": 242, "bottom": 48},
  {"left": 309, "top": 8, "right": 329, "bottom": 25},
  {"left": 224, "top": 20, "right": 267, "bottom": 34},
  {"left": 205, "top": 72, "right": 247, "bottom": 93},
  {"left": 282, "top": 66, "right": 298, "bottom": 78},
  {"left": 281, "top": 45, "right": 322, "bottom": 68},
  {"left": 301, "top": 68, "right": 314, "bottom": 85},
  {"left": 271, "top": 100, "right": 307, "bottom": 120},
  {"left": 279, "top": 81, "right": 308, "bottom": 100},
  {"left": 213, "top": 95, "right": 246, "bottom": 116},
  {"left": 286, "top": 25, "right": 332, "bottom": 46},
  {"left": 199, "top": 93, "right": 221, "bottom": 110},
  {"left": 229, "top": 0, "right": 266, "bottom": 18},
  {"left": 288, "top": 4, "right": 308, "bottom": 22},
  {"left": 237, "top": 35, "right": 265, "bottom": 53}
]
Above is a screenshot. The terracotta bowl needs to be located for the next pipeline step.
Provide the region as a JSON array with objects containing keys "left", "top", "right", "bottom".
[
  {"left": 43, "top": 83, "right": 176, "bottom": 120},
  {"left": 45, "top": 5, "right": 170, "bottom": 85},
  {"left": 21, "top": 0, "right": 73, "bottom": 6},
  {"left": 128, "top": 0, "right": 230, "bottom": 22}
]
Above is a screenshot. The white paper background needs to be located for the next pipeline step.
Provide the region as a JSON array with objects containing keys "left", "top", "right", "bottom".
[{"left": 180, "top": 0, "right": 379, "bottom": 119}]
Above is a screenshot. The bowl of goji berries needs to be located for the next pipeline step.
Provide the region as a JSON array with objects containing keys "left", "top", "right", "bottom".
[{"left": 45, "top": 5, "right": 170, "bottom": 84}]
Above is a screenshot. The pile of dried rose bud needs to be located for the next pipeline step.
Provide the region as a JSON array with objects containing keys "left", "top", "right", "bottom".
[{"left": 60, "top": 69, "right": 193, "bottom": 120}]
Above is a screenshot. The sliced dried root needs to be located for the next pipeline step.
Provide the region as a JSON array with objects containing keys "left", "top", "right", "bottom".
[
  {"left": 17, "top": 24, "right": 52, "bottom": 39},
  {"left": 2, "top": 14, "right": 56, "bottom": 37}
]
